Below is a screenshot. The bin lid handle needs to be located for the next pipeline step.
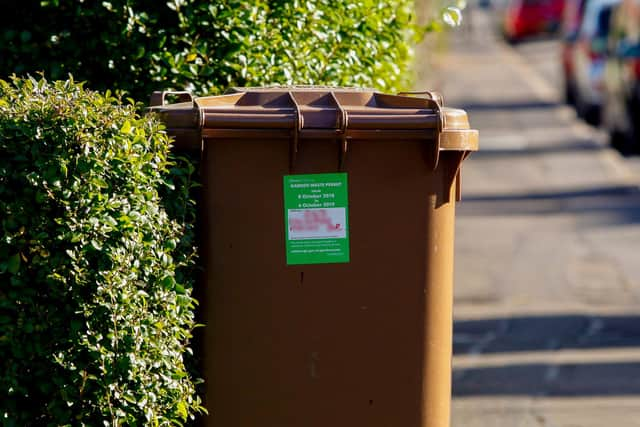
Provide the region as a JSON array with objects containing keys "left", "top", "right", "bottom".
[
  {"left": 149, "top": 91, "right": 194, "bottom": 107},
  {"left": 397, "top": 91, "right": 444, "bottom": 107}
]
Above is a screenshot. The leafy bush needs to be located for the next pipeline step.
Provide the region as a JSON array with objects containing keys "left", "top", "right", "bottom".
[
  {"left": 0, "top": 0, "right": 417, "bottom": 100},
  {"left": 0, "top": 76, "right": 202, "bottom": 425}
]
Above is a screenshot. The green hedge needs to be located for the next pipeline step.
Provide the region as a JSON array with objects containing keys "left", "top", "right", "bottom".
[
  {"left": 0, "top": 76, "right": 202, "bottom": 425},
  {"left": 0, "top": 0, "right": 415, "bottom": 100}
]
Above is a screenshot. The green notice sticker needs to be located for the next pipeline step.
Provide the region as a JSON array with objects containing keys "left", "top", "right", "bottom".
[{"left": 283, "top": 173, "right": 350, "bottom": 265}]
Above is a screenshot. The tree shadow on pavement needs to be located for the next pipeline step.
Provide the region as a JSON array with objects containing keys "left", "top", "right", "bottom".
[
  {"left": 453, "top": 362, "right": 640, "bottom": 396},
  {"left": 457, "top": 185, "right": 640, "bottom": 226},
  {"left": 453, "top": 315, "right": 640, "bottom": 396},
  {"left": 454, "top": 315, "right": 640, "bottom": 355},
  {"left": 469, "top": 140, "right": 604, "bottom": 158},
  {"left": 456, "top": 100, "right": 561, "bottom": 112}
]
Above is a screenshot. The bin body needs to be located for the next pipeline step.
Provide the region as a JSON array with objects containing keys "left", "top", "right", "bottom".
[{"left": 150, "top": 88, "right": 478, "bottom": 427}]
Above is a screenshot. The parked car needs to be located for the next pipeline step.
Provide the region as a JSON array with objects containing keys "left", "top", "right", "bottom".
[
  {"left": 569, "top": 0, "right": 621, "bottom": 124},
  {"left": 502, "top": 0, "right": 566, "bottom": 42},
  {"left": 561, "top": 0, "right": 589, "bottom": 105},
  {"left": 602, "top": 0, "right": 640, "bottom": 151}
]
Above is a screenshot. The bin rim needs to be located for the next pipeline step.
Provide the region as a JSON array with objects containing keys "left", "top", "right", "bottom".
[{"left": 148, "top": 87, "right": 478, "bottom": 153}]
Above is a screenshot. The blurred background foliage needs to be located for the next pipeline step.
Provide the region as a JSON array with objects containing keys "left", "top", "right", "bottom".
[{"left": 0, "top": 0, "right": 462, "bottom": 101}]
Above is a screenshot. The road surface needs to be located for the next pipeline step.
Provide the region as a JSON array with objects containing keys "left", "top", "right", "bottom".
[{"left": 415, "top": 6, "right": 640, "bottom": 426}]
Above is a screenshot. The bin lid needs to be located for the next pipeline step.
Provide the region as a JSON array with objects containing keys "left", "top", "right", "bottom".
[{"left": 148, "top": 87, "right": 478, "bottom": 153}]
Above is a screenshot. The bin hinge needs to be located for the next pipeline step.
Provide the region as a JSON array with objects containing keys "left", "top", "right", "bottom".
[
  {"left": 398, "top": 91, "right": 445, "bottom": 171},
  {"left": 330, "top": 92, "right": 349, "bottom": 171},
  {"left": 288, "top": 92, "right": 304, "bottom": 172}
]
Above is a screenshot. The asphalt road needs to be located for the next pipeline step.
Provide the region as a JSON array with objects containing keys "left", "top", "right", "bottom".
[{"left": 416, "top": 6, "right": 640, "bottom": 426}]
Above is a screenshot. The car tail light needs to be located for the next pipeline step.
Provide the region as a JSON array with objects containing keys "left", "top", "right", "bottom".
[
  {"left": 588, "top": 50, "right": 602, "bottom": 61},
  {"left": 562, "top": 45, "right": 574, "bottom": 75},
  {"left": 633, "top": 60, "right": 640, "bottom": 79}
]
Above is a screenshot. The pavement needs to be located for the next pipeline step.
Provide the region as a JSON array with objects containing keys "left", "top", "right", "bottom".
[{"left": 415, "top": 6, "right": 640, "bottom": 426}]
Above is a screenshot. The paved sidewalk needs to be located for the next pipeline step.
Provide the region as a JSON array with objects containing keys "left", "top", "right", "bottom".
[{"left": 415, "top": 7, "right": 640, "bottom": 427}]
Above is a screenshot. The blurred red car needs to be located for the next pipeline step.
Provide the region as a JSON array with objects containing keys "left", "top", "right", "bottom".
[{"left": 503, "top": 0, "right": 566, "bottom": 42}]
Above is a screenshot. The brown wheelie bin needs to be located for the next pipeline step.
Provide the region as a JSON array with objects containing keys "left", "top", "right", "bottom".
[{"left": 149, "top": 87, "right": 478, "bottom": 427}]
